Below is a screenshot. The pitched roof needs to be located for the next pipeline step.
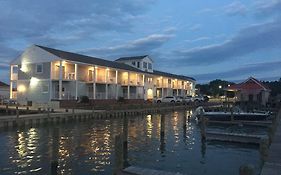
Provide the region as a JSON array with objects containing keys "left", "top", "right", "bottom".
[
  {"left": 0, "top": 81, "right": 9, "bottom": 87},
  {"left": 115, "top": 55, "right": 148, "bottom": 62},
  {"left": 227, "top": 77, "right": 270, "bottom": 91},
  {"left": 36, "top": 45, "right": 145, "bottom": 73},
  {"left": 35, "top": 45, "right": 195, "bottom": 82},
  {"left": 152, "top": 70, "right": 196, "bottom": 81}
]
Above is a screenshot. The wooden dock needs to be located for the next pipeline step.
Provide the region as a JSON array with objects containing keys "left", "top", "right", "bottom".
[
  {"left": 121, "top": 166, "right": 183, "bottom": 175},
  {"left": 0, "top": 105, "right": 189, "bottom": 129},
  {"left": 206, "top": 131, "right": 267, "bottom": 144},
  {"left": 260, "top": 108, "right": 281, "bottom": 175},
  {"left": 208, "top": 120, "right": 272, "bottom": 127}
]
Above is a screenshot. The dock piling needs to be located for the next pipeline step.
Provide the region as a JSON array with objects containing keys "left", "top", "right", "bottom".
[
  {"left": 239, "top": 164, "right": 255, "bottom": 175},
  {"left": 51, "top": 128, "right": 59, "bottom": 175}
]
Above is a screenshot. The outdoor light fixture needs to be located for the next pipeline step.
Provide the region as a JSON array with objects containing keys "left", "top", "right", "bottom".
[
  {"left": 219, "top": 85, "right": 222, "bottom": 89},
  {"left": 20, "top": 64, "right": 28, "bottom": 73},
  {"left": 30, "top": 77, "right": 39, "bottom": 87},
  {"left": 18, "top": 85, "right": 26, "bottom": 93}
]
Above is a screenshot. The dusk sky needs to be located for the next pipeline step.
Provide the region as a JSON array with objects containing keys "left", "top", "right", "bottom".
[{"left": 1, "top": 0, "right": 281, "bottom": 83}]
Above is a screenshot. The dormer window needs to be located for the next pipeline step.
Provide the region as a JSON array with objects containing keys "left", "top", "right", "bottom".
[
  {"left": 148, "top": 63, "right": 152, "bottom": 69},
  {"left": 143, "top": 62, "right": 147, "bottom": 69},
  {"left": 137, "top": 62, "right": 140, "bottom": 68},
  {"left": 132, "top": 61, "right": 136, "bottom": 66}
]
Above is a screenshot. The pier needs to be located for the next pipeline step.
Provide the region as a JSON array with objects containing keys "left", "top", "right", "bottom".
[{"left": 260, "top": 107, "right": 281, "bottom": 175}]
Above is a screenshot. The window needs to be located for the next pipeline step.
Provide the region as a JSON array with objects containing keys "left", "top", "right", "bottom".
[
  {"left": 143, "top": 62, "right": 147, "bottom": 69},
  {"left": 12, "top": 66, "right": 18, "bottom": 74},
  {"left": 132, "top": 61, "right": 136, "bottom": 66},
  {"left": 137, "top": 62, "right": 140, "bottom": 68},
  {"left": 42, "top": 84, "right": 49, "bottom": 93},
  {"left": 148, "top": 63, "right": 152, "bottom": 69},
  {"left": 36, "top": 64, "right": 43, "bottom": 73}
]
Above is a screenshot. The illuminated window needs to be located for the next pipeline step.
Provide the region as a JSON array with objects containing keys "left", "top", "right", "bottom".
[{"left": 36, "top": 64, "right": 43, "bottom": 73}]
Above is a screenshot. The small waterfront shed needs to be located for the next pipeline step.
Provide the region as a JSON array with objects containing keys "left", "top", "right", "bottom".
[{"left": 226, "top": 77, "right": 270, "bottom": 106}]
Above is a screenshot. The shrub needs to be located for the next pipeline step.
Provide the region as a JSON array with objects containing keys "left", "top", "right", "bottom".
[{"left": 80, "top": 96, "right": 90, "bottom": 103}]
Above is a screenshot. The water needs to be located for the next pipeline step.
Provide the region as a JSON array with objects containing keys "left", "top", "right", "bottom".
[{"left": 0, "top": 111, "right": 262, "bottom": 175}]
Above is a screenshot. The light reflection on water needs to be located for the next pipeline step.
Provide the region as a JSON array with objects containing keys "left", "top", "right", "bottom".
[{"left": 0, "top": 110, "right": 261, "bottom": 175}]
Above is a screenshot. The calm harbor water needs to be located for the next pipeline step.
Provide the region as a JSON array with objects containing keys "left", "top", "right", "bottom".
[{"left": 0, "top": 110, "right": 262, "bottom": 175}]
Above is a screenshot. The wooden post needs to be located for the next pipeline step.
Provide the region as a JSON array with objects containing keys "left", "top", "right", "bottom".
[
  {"left": 259, "top": 137, "right": 269, "bottom": 163},
  {"left": 200, "top": 109, "right": 206, "bottom": 140},
  {"left": 230, "top": 107, "right": 234, "bottom": 121},
  {"left": 47, "top": 108, "right": 50, "bottom": 118},
  {"left": 123, "top": 115, "right": 129, "bottom": 168},
  {"left": 114, "top": 134, "right": 123, "bottom": 174},
  {"left": 160, "top": 114, "right": 165, "bottom": 153},
  {"left": 239, "top": 164, "right": 255, "bottom": 175},
  {"left": 51, "top": 128, "right": 59, "bottom": 175},
  {"left": 16, "top": 104, "right": 19, "bottom": 118},
  {"left": 6, "top": 105, "right": 9, "bottom": 115}
]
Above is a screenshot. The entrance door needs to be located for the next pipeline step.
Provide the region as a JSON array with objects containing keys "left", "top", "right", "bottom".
[
  {"left": 249, "top": 94, "right": 253, "bottom": 102},
  {"left": 147, "top": 88, "right": 153, "bottom": 100}
]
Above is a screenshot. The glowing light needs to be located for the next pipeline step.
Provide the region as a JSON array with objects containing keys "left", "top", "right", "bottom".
[
  {"left": 219, "top": 85, "right": 222, "bottom": 89},
  {"left": 147, "top": 88, "right": 153, "bottom": 99},
  {"left": 30, "top": 77, "right": 39, "bottom": 87},
  {"left": 20, "top": 64, "right": 28, "bottom": 73},
  {"left": 228, "top": 84, "right": 231, "bottom": 87},
  {"left": 18, "top": 85, "right": 26, "bottom": 93}
]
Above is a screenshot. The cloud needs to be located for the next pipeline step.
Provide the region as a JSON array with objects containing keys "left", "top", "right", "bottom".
[
  {"left": 255, "top": 0, "right": 281, "bottom": 17},
  {"left": 196, "top": 8, "right": 215, "bottom": 15},
  {"left": 224, "top": 1, "right": 248, "bottom": 16},
  {"left": 0, "top": 44, "right": 20, "bottom": 62},
  {"left": 80, "top": 33, "right": 174, "bottom": 58},
  {"left": 172, "top": 20, "right": 281, "bottom": 66},
  {"left": 0, "top": 0, "right": 154, "bottom": 46},
  {"left": 188, "top": 24, "right": 202, "bottom": 31},
  {"left": 192, "top": 60, "right": 281, "bottom": 81},
  {"left": 185, "top": 37, "right": 211, "bottom": 43}
]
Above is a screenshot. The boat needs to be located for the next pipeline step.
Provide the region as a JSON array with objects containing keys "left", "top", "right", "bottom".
[{"left": 193, "top": 106, "right": 271, "bottom": 121}]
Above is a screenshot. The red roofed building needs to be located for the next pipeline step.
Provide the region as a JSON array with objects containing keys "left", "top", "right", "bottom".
[{"left": 226, "top": 77, "right": 271, "bottom": 106}]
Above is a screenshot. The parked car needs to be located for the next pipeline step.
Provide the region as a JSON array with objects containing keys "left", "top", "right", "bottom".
[
  {"left": 193, "top": 95, "right": 204, "bottom": 102},
  {"left": 176, "top": 96, "right": 184, "bottom": 103},
  {"left": 184, "top": 95, "right": 193, "bottom": 103},
  {"left": 203, "top": 95, "right": 209, "bottom": 102},
  {"left": 156, "top": 96, "right": 176, "bottom": 103},
  {"left": 2, "top": 99, "right": 17, "bottom": 105}
]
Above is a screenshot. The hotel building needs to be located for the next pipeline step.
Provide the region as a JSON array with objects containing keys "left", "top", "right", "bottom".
[{"left": 10, "top": 45, "right": 195, "bottom": 106}]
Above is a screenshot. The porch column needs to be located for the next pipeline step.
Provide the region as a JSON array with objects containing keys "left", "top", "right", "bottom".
[
  {"left": 93, "top": 66, "right": 96, "bottom": 99},
  {"left": 75, "top": 64, "right": 78, "bottom": 100},
  {"left": 127, "top": 72, "right": 130, "bottom": 99},
  {"left": 10, "top": 65, "right": 13, "bottom": 99},
  {"left": 177, "top": 89, "right": 179, "bottom": 96},
  {"left": 142, "top": 75, "right": 145, "bottom": 99},
  {"left": 105, "top": 68, "right": 108, "bottom": 99},
  {"left": 49, "top": 62, "right": 53, "bottom": 101},
  {"left": 162, "top": 88, "right": 164, "bottom": 98},
  {"left": 59, "top": 60, "right": 63, "bottom": 100},
  {"left": 115, "top": 70, "right": 118, "bottom": 99}
]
